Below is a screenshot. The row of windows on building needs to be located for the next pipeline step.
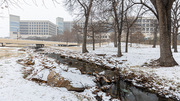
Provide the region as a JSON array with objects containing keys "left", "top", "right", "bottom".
[
  {"left": 134, "top": 24, "right": 157, "bottom": 27},
  {"left": 136, "top": 19, "right": 157, "bottom": 23},
  {"left": 131, "top": 27, "right": 157, "bottom": 33},
  {"left": 20, "top": 30, "right": 49, "bottom": 32},
  {"left": 20, "top": 33, "right": 49, "bottom": 35},
  {"left": 20, "top": 25, "right": 49, "bottom": 27},
  {"left": 20, "top": 22, "right": 49, "bottom": 25}
]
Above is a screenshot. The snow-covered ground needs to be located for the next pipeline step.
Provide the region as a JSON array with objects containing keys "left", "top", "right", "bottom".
[
  {"left": 48, "top": 43, "right": 180, "bottom": 100},
  {"left": 0, "top": 48, "right": 99, "bottom": 101},
  {"left": 1, "top": 42, "right": 180, "bottom": 100}
]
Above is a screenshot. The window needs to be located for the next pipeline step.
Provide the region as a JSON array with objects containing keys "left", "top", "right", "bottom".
[
  {"left": 151, "top": 28, "right": 153, "bottom": 31},
  {"left": 146, "top": 24, "right": 149, "bottom": 27},
  {"left": 146, "top": 28, "right": 149, "bottom": 31}
]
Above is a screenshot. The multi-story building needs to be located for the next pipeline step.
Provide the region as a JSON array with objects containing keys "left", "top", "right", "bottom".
[
  {"left": 19, "top": 20, "right": 57, "bottom": 38},
  {"left": 64, "top": 21, "right": 73, "bottom": 32},
  {"left": 10, "top": 15, "right": 57, "bottom": 39},
  {"left": 56, "top": 17, "right": 64, "bottom": 34},
  {"left": 130, "top": 17, "right": 158, "bottom": 38},
  {"left": 9, "top": 14, "right": 20, "bottom": 38}
]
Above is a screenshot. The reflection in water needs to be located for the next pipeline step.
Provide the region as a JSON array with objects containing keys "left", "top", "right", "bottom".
[{"left": 47, "top": 53, "right": 176, "bottom": 101}]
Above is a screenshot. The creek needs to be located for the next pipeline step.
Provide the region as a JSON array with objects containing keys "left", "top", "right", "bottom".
[{"left": 47, "top": 53, "right": 177, "bottom": 101}]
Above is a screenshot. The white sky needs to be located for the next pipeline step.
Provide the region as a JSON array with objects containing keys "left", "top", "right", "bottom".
[{"left": 0, "top": 0, "right": 73, "bottom": 37}]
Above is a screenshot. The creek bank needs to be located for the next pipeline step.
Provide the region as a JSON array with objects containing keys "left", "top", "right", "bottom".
[
  {"left": 17, "top": 48, "right": 179, "bottom": 101},
  {"left": 47, "top": 53, "right": 177, "bottom": 101},
  {"left": 17, "top": 51, "right": 95, "bottom": 93}
]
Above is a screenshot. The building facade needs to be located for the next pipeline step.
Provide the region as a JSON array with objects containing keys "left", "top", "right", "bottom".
[
  {"left": 56, "top": 17, "right": 64, "bottom": 34},
  {"left": 9, "top": 14, "right": 20, "bottom": 38},
  {"left": 130, "top": 17, "right": 158, "bottom": 39},
  {"left": 19, "top": 20, "right": 57, "bottom": 38},
  {"left": 64, "top": 21, "right": 73, "bottom": 32},
  {"left": 10, "top": 15, "right": 57, "bottom": 39}
]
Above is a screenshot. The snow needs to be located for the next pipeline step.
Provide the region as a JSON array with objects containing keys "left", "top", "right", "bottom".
[
  {"left": 0, "top": 48, "right": 97, "bottom": 101},
  {"left": 46, "top": 43, "right": 180, "bottom": 100},
  {"left": 2, "top": 42, "right": 180, "bottom": 100}
]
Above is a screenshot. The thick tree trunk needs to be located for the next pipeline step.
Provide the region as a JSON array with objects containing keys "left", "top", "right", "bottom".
[
  {"left": 155, "top": 0, "right": 178, "bottom": 66},
  {"left": 125, "top": 29, "right": 129, "bottom": 52}
]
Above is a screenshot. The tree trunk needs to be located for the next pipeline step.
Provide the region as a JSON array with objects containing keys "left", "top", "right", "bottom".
[
  {"left": 82, "top": 0, "right": 93, "bottom": 53},
  {"left": 114, "top": 25, "right": 117, "bottom": 47},
  {"left": 155, "top": 0, "right": 178, "bottom": 66},
  {"left": 125, "top": 29, "right": 129, "bottom": 52},
  {"left": 112, "top": 0, "right": 124, "bottom": 57},
  {"left": 152, "top": 24, "right": 158, "bottom": 48},
  {"left": 99, "top": 34, "right": 102, "bottom": 47},
  {"left": 92, "top": 32, "right": 95, "bottom": 50},
  {"left": 174, "top": 27, "right": 178, "bottom": 52},
  {"left": 82, "top": 16, "right": 89, "bottom": 53},
  {"left": 118, "top": 0, "right": 124, "bottom": 57}
]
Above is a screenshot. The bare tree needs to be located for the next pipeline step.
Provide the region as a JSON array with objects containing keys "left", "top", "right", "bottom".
[
  {"left": 65, "top": 0, "right": 94, "bottom": 53},
  {"left": 111, "top": 0, "right": 124, "bottom": 57},
  {"left": 171, "top": 0, "right": 180, "bottom": 52},
  {"left": 124, "top": 4, "right": 142, "bottom": 52}
]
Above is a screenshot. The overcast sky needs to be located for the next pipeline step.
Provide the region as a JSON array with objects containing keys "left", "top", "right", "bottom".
[{"left": 0, "top": 0, "right": 73, "bottom": 37}]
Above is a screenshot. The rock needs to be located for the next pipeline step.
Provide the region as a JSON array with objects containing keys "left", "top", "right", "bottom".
[
  {"left": 17, "top": 59, "right": 23, "bottom": 62},
  {"left": 66, "top": 85, "right": 85, "bottom": 92},
  {"left": 122, "top": 60, "right": 127, "bottom": 61},
  {"left": 18, "top": 49, "right": 25, "bottom": 51},
  {"left": 68, "top": 61, "right": 72, "bottom": 65},
  {"left": 47, "top": 71, "right": 70, "bottom": 87},
  {"left": 92, "top": 89, "right": 100, "bottom": 94},
  {"left": 101, "top": 85, "right": 111, "bottom": 92},
  {"left": 31, "top": 78, "right": 47, "bottom": 83},
  {"left": 87, "top": 72, "right": 93, "bottom": 75},
  {"left": 25, "top": 60, "right": 35, "bottom": 65},
  {"left": 96, "top": 54, "right": 106, "bottom": 57},
  {"left": 60, "top": 55, "right": 65, "bottom": 58},
  {"left": 47, "top": 71, "right": 86, "bottom": 92},
  {"left": 95, "top": 95, "right": 102, "bottom": 101},
  {"left": 96, "top": 76, "right": 110, "bottom": 87}
]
